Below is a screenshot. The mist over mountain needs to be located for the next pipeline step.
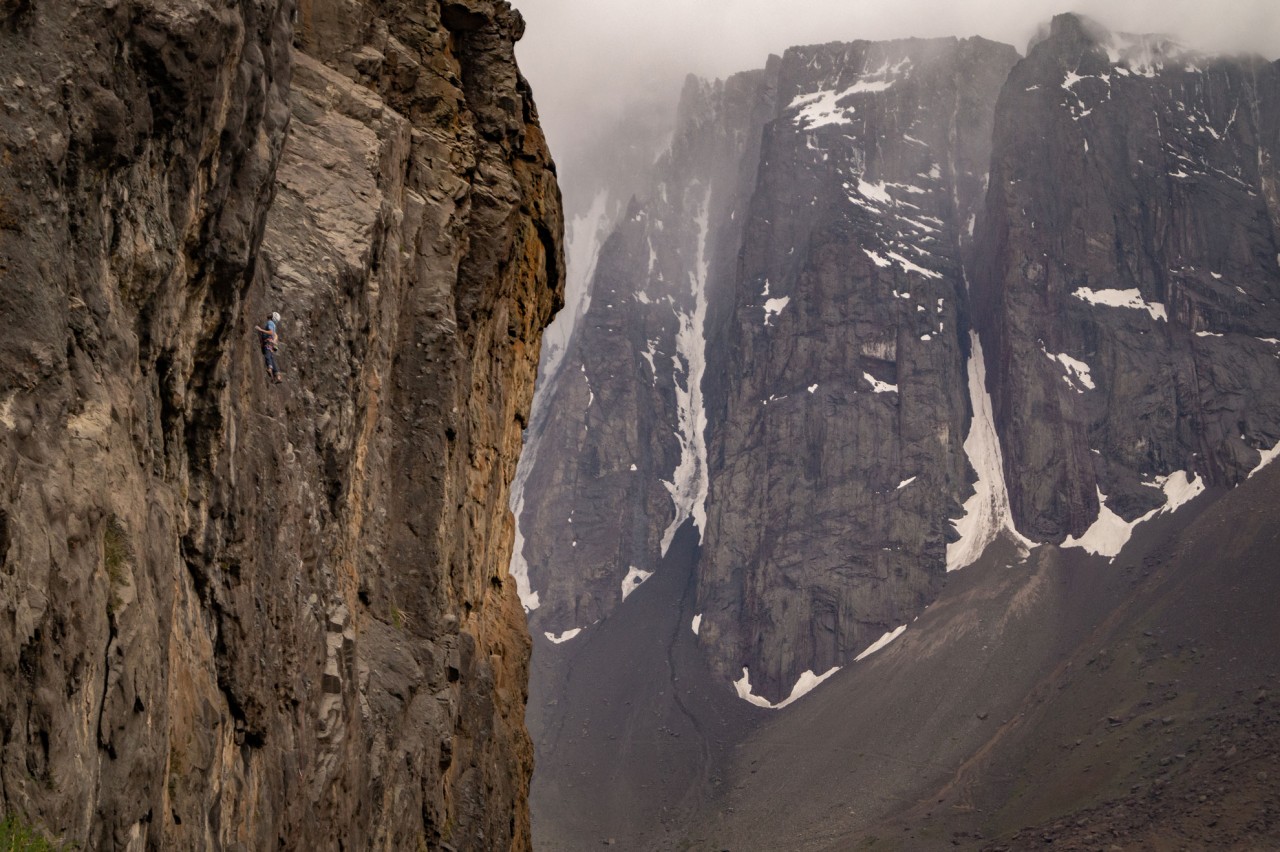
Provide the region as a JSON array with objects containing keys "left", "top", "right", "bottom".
[
  {"left": 513, "top": 8, "right": 1280, "bottom": 850},
  {"left": 518, "top": 0, "right": 1280, "bottom": 216}
]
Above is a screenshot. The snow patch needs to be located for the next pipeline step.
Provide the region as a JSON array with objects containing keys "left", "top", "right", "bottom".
[
  {"left": 885, "top": 250, "right": 941, "bottom": 279},
  {"left": 733, "top": 668, "right": 777, "bottom": 708},
  {"left": 1043, "top": 349, "right": 1096, "bottom": 392},
  {"left": 847, "top": 79, "right": 893, "bottom": 94},
  {"left": 1062, "top": 472, "right": 1205, "bottom": 559},
  {"left": 864, "top": 249, "right": 892, "bottom": 268},
  {"left": 897, "top": 476, "right": 917, "bottom": 490},
  {"left": 691, "top": 614, "right": 702, "bottom": 635},
  {"left": 863, "top": 372, "right": 898, "bottom": 394},
  {"left": 776, "top": 668, "right": 841, "bottom": 707},
  {"left": 807, "top": 384, "right": 819, "bottom": 394},
  {"left": 1072, "top": 287, "right": 1167, "bottom": 321},
  {"left": 660, "top": 189, "right": 712, "bottom": 555},
  {"left": 791, "top": 89, "right": 856, "bottom": 129},
  {"left": 507, "top": 455, "right": 541, "bottom": 612},
  {"left": 641, "top": 339, "right": 659, "bottom": 384},
  {"left": 733, "top": 666, "right": 841, "bottom": 710},
  {"left": 789, "top": 60, "right": 910, "bottom": 129},
  {"left": 1250, "top": 441, "right": 1280, "bottom": 478},
  {"left": 858, "top": 179, "right": 893, "bottom": 205},
  {"left": 855, "top": 625, "right": 907, "bottom": 661},
  {"left": 541, "top": 189, "right": 611, "bottom": 384},
  {"left": 545, "top": 628, "right": 583, "bottom": 644},
  {"left": 948, "top": 332, "right": 1035, "bottom": 571},
  {"left": 763, "top": 296, "right": 790, "bottom": 326},
  {"left": 621, "top": 566, "right": 654, "bottom": 601}
]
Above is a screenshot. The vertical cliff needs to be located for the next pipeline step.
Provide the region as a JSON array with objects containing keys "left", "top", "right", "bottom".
[
  {"left": 518, "top": 37, "right": 1017, "bottom": 704},
  {"left": 514, "top": 69, "right": 776, "bottom": 639},
  {"left": 698, "top": 37, "right": 1018, "bottom": 702},
  {"left": 0, "top": 0, "right": 562, "bottom": 848},
  {"left": 973, "top": 13, "right": 1280, "bottom": 541}
]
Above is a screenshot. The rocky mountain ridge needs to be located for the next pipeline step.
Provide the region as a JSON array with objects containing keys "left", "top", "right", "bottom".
[
  {"left": 975, "top": 13, "right": 1280, "bottom": 541},
  {"left": 0, "top": 0, "right": 561, "bottom": 848},
  {"left": 524, "top": 17, "right": 1280, "bottom": 849},
  {"left": 518, "top": 10, "right": 1280, "bottom": 815}
]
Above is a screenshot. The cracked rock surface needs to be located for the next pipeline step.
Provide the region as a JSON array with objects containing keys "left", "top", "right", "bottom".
[{"left": 0, "top": 0, "right": 562, "bottom": 848}]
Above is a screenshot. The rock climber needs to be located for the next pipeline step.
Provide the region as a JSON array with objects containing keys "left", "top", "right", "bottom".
[{"left": 254, "top": 311, "right": 283, "bottom": 383}]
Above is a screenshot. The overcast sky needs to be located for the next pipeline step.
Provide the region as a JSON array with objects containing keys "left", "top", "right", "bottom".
[{"left": 515, "top": 0, "right": 1280, "bottom": 193}]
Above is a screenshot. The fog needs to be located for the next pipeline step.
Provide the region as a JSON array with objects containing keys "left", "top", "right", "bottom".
[{"left": 514, "top": 0, "right": 1280, "bottom": 204}]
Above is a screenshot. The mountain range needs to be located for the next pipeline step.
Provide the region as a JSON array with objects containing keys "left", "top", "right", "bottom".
[{"left": 517, "top": 13, "right": 1280, "bottom": 849}]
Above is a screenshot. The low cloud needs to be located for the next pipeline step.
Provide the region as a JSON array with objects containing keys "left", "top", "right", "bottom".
[{"left": 515, "top": 0, "right": 1280, "bottom": 201}]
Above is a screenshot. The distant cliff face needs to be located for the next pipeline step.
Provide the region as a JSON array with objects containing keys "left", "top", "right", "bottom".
[
  {"left": 973, "top": 12, "right": 1280, "bottom": 541},
  {"left": 0, "top": 0, "right": 561, "bottom": 848},
  {"left": 698, "top": 37, "right": 1018, "bottom": 701},
  {"left": 514, "top": 70, "right": 775, "bottom": 639},
  {"left": 518, "top": 13, "right": 1280, "bottom": 716},
  {"left": 517, "top": 36, "right": 1020, "bottom": 703}
]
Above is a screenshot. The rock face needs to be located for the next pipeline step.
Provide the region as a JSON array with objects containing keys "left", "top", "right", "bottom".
[
  {"left": 0, "top": 0, "right": 561, "bottom": 848},
  {"left": 515, "top": 70, "right": 776, "bottom": 638},
  {"left": 698, "top": 37, "right": 1018, "bottom": 702},
  {"left": 517, "top": 38, "right": 1019, "bottom": 702},
  {"left": 519, "top": 14, "right": 1280, "bottom": 712},
  {"left": 973, "top": 13, "right": 1280, "bottom": 541}
]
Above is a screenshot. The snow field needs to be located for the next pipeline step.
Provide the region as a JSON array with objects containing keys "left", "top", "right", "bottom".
[
  {"left": 1072, "top": 286, "right": 1167, "bottom": 321},
  {"left": 659, "top": 189, "right": 713, "bottom": 555},
  {"left": 621, "top": 566, "right": 654, "bottom": 601},
  {"left": 734, "top": 665, "right": 842, "bottom": 710},
  {"left": 545, "top": 628, "right": 583, "bottom": 644},
  {"left": 854, "top": 624, "right": 907, "bottom": 661},
  {"left": 1042, "top": 347, "right": 1096, "bottom": 392},
  {"left": 1062, "top": 471, "right": 1205, "bottom": 559},
  {"left": 862, "top": 372, "right": 898, "bottom": 394},
  {"left": 947, "top": 332, "right": 1034, "bottom": 571}
]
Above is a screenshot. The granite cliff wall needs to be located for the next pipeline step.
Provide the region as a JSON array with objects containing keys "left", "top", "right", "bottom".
[
  {"left": 0, "top": 0, "right": 562, "bottom": 848},
  {"left": 698, "top": 37, "right": 1018, "bottom": 701},
  {"left": 514, "top": 70, "right": 775, "bottom": 640},
  {"left": 516, "top": 36, "right": 1021, "bottom": 703},
  {"left": 518, "top": 14, "right": 1280, "bottom": 711},
  {"left": 973, "top": 13, "right": 1280, "bottom": 540}
]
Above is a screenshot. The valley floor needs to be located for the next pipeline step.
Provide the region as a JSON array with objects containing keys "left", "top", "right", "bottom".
[{"left": 528, "top": 466, "right": 1280, "bottom": 851}]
